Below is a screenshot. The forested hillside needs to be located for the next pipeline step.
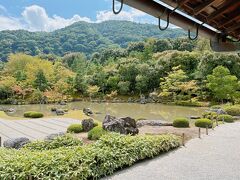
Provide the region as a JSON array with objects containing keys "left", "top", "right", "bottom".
[{"left": 0, "top": 21, "right": 185, "bottom": 61}]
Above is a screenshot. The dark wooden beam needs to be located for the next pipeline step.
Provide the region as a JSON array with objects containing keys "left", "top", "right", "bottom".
[
  {"left": 207, "top": 0, "right": 239, "bottom": 22},
  {"left": 227, "top": 23, "right": 240, "bottom": 33},
  {"left": 218, "top": 9, "right": 240, "bottom": 28},
  {"left": 193, "top": 0, "right": 216, "bottom": 16}
]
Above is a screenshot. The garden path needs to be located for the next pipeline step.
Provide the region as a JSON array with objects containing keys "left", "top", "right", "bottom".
[{"left": 104, "top": 122, "right": 240, "bottom": 180}]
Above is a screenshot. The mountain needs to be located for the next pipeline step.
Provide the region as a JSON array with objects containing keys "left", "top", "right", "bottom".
[{"left": 0, "top": 20, "right": 186, "bottom": 61}]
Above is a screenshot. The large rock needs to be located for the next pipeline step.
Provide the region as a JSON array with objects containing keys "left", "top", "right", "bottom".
[
  {"left": 103, "top": 115, "right": 139, "bottom": 135},
  {"left": 216, "top": 109, "right": 226, "bottom": 115},
  {"left": 3, "top": 137, "right": 30, "bottom": 149},
  {"left": 56, "top": 109, "right": 65, "bottom": 116},
  {"left": 44, "top": 132, "right": 65, "bottom": 141},
  {"left": 83, "top": 108, "right": 93, "bottom": 116},
  {"left": 82, "top": 118, "right": 94, "bottom": 132}
]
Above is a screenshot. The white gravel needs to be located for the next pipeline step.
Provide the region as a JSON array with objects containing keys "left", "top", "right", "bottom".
[{"left": 104, "top": 122, "right": 240, "bottom": 180}]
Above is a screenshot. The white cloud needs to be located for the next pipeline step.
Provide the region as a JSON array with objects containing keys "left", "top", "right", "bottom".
[
  {"left": 22, "top": 5, "right": 92, "bottom": 31},
  {"left": 96, "top": 8, "right": 152, "bottom": 23},
  {"left": 0, "top": 5, "right": 153, "bottom": 32}
]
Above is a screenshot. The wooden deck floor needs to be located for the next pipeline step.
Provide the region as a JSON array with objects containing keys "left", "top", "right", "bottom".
[{"left": 0, "top": 118, "right": 81, "bottom": 146}]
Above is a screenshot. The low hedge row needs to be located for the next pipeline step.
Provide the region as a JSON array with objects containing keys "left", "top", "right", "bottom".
[
  {"left": 224, "top": 106, "right": 240, "bottom": 116},
  {"left": 0, "top": 133, "right": 180, "bottom": 179},
  {"left": 24, "top": 111, "right": 44, "bottom": 118},
  {"left": 23, "top": 135, "right": 83, "bottom": 151}
]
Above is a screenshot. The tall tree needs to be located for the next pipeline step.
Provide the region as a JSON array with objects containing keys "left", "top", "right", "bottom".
[{"left": 34, "top": 70, "right": 49, "bottom": 92}]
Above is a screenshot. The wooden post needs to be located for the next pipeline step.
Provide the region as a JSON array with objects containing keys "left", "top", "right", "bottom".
[
  {"left": 28, "top": 175, "right": 33, "bottom": 180},
  {"left": 212, "top": 121, "right": 214, "bottom": 130},
  {"left": 222, "top": 117, "right": 225, "bottom": 124},
  {"left": 206, "top": 125, "right": 208, "bottom": 135},
  {"left": 182, "top": 133, "right": 185, "bottom": 146},
  {"left": 216, "top": 119, "right": 218, "bottom": 126},
  {"left": 198, "top": 128, "right": 201, "bottom": 138},
  {"left": 0, "top": 136, "right": 1, "bottom": 147}
]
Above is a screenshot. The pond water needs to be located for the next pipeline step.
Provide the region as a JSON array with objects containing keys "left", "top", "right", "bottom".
[{"left": 0, "top": 102, "right": 207, "bottom": 122}]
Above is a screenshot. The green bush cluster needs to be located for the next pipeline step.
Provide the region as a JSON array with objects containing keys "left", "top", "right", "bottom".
[
  {"left": 173, "top": 118, "right": 190, "bottom": 128},
  {"left": 224, "top": 106, "right": 240, "bottom": 116},
  {"left": 0, "top": 133, "right": 180, "bottom": 179},
  {"left": 217, "top": 115, "right": 234, "bottom": 123},
  {"left": 24, "top": 111, "right": 44, "bottom": 118},
  {"left": 67, "top": 124, "right": 83, "bottom": 133},
  {"left": 23, "top": 135, "right": 83, "bottom": 151},
  {"left": 202, "top": 112, "right": 217, "bottom": 119},
  {"left": 195, "top": 118, "right": 212, "bottom": 128},
  {"left": 88, "top": 126, "right": 107, "bottom": 140},
  {"left": 175, "top": 101, "right": 202, "bottom": 107}
]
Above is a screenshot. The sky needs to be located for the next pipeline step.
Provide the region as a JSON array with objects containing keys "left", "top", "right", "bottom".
[{"left": 0, "top": 0, "right": 156, "bottom": 32}]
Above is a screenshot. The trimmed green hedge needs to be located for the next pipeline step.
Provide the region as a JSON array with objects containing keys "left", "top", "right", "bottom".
[
  {"left": 173, "top": 118, "right": 189, "bottom": 128},
  {"left": 0, "top": 133, "right": 180, "bottom": 179},
  {"left": 224, "top": 106, "right": 240, "bottom": 116},
  {"left": 195, "top": 118, "right": 212, "bottom": 128},
  {"left": 23, "top": 135, "right": 83, "bottom": 150},
  {"left": 217, "top": 115, "right": 234, "bottom": 123},
  {"left": 24, "top": 111, "right": 44, "bottom": 118},
  {"left": 67, "top": 124, "right": 83, "bottom": 133},
  {"left": 88, "top": 126, "right": 107, "bottom": 140}
]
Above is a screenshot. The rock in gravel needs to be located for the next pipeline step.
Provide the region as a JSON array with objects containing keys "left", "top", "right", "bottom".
[
  {"left": 136, "top": 120, "right": 173, "bottom": 127},
  {"left": 82, "top": 118, "right": 94, "bottom": 132},
  {"left": 103, "top": 115, "right": 139, "bottom": 135},
  {"left": 3, "top": 137, "right": 30, "bottom": 149},
  {"left": 44, "top": 132, "right": 65, "bottom": 141}
]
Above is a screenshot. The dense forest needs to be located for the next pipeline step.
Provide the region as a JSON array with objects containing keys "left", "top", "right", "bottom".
[
  {"left": 0, "top": 31, "right": 240, "bottom": 106},
  {"left": 0, "top": 21, "right": 186, "bottom": 61}
]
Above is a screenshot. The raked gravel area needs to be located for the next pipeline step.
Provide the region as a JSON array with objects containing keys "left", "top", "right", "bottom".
[
  {"left": 0, "top": 118, "right": 80, "bottom": 145},
  {"left": 104, "top": 122, "right": 240, "bottom": 180}
]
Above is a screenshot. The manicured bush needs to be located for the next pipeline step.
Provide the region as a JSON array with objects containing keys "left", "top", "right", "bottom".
[
  {"left": 24, "top": 111, "right": 44, "bottom": 118},
  {"left": 173, "top": 118, "right": 189, "bottom": 128},
  {"left": 0, "top": 133, "right": 180, "bottom": 179},
  {"left": 224, "top": 106, "right": 240, "bottom": 116},
  {"left": 88, "top": 126, "right": 107, "bottom": 140},
  {"left": 23, "top": 135, "right": 83, "bottom": 150},
  {"left": 217, "top": 115, "right": 234, "bottom": 123},
  {"left": 202, "top": 112, "right": 217, "bottom": 119},
  {"left": 93, "top": 121, "right": 99, "bottom": 127},
  {"left": 195, "top": 118, "right": 212, "bottom": 128},
  {"left": 67, "top": 124, "right": 83, "bottom": 133}
]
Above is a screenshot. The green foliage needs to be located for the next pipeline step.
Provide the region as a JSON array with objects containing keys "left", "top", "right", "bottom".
[
  {"left": 217, "top": 115, "right": 234, "bottom": 123},
  {"left": 207, "top": 66, "right": 239, "bottom": 102},
  {"left": 34, "top": 69, "right": 49, "bottom": 91},
  {"left": 173, "top": 118, "right": 190, "bottom": 128},
  {"left": 0, "top": 133, "right": 180, "bottom": 179},
  {"left": 23, "top": 135, "right": 83, "bottom": 150},
  {"left": 202, "top": 112, "right": 217, "bottom": 119},
  {"left": 0, "top": 21, "right": 186, "bottom": 61},
  {"left": 195, "top": 118, "right": 212, "bottom": 128},
  {"left": 24, "top": 111, "right": 44, "bottom": 118},
  {"left": 224, "top": 106, "right": 240, "bottom": 116},
  {"left": 67, "top": 124, "right": 83, "bottom": 133},
  {"left": 88, "top": 126, "right": 107, "bottom": 140}
]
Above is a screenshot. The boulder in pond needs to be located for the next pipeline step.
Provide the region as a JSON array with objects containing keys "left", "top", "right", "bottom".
[
  {"left": 44, "top": 132, "right": 65, "bottom": 141},
  {"left": 3, "top": 137, "right": 30, "bottom": 149},
  {"left": 82, "top": 118, "right": 94, "bottom": 132},
  {"left": 216, "top": 109, "right": 226, "bottom": 115},
  {"left": 51, "top": 107, "right": 57, "bottom": 112},
  {"left": 83, "top": 108, "right": 93, "bottom": 116},
  {"left": 103, "top": 115, "right": 139, "bottom": 135},
  {"left": 59, "top": 101, "right": 67, "bottom": 105},
  {"left": 56, "top": 109, "right": 65, "bottom": 116}
]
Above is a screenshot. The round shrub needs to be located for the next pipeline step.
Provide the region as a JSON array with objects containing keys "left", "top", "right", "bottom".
[
  {"left": 224, "top": 106, "right": 240, "bottom": 116},
  {"left": 88, "top": 126, "right": 107, "bottom": 140},
  {"left": 67, "top": 124, "right": 83, "bottom": 133},
  {"left": 217, "top": 115, "right": 234, "bottom": 123},
  {"left": 173, "top": 118, "right": 189, "bottom": 128},
  {"left": 24, "top": 111, "right": 44, "bottom": 118},
  {"left": 195, "top": 118, "right": 212, "bottom": 128}
]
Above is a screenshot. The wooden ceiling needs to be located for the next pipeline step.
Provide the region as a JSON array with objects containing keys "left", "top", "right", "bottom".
[{"left": 160, "top": 0, "right": 240, "bottom": 41}]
